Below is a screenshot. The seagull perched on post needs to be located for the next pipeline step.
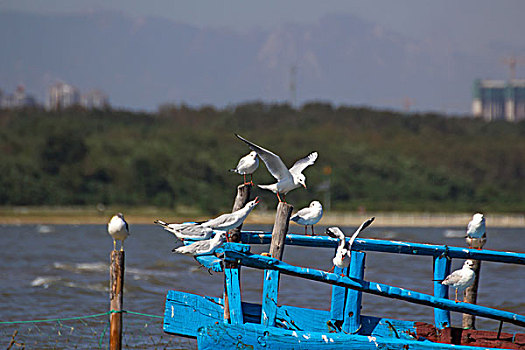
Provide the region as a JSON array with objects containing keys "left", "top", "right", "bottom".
[
  {"left": 441, "top": 260, "right": 476, "bottom": 302},
  {"left": 236, "top": 134, "right": 318, "bottom": 203},
  {"left": 291, "top": 201, "right": 323, "bottom": 235},
  {"left": 230, "top": 151, "right": 259, "bottom": 185},
  {"left": 172, "top": 231, "right": 227, "bottom": 256},
  {"left": 325, "top": 217, "right": 375, "bottom": 274},
  {"left": 155, "top": 198, "right": 260, "bottom": 241},
  {"left": 465, "top": 213, "right": 486, "bottom": 249},
  {"left": 107, "top": 213, "right": 129, "bottom": 251}
]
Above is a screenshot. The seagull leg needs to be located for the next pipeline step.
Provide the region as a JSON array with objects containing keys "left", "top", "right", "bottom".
[
  {"left": 243, "top": 174, "right": 247, "bottom": 185},
  {"left": 304, "top": 226, "right": 307, "bottom": 235},
  {"left": 455, "top": 289, "right": 459, "bottom": 302},
  {"left": 113, "top": 240, "right": 116, "bottom": 251},
  {"left": 276, "top": 192, "right": 283, "bottom": 202},
  {"left": 327, "top": 265, "right": 335, "bottom": 273},
  {"left": 311, "top": 225, "right": 315, "bottom": 236}
]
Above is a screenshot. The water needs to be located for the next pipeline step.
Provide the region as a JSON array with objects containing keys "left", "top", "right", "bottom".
[{"left": 0, "top": 224, "right": 524, "bottom": 348}]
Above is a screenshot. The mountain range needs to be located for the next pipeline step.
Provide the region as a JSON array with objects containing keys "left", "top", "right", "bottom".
[{"left": 0, "top": 10, "right": 520, "bottom": 113}]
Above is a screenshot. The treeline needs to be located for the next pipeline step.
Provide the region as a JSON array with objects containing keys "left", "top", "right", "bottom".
[{"left": 1, "top": 103, "right": 524, "bottom": 213}]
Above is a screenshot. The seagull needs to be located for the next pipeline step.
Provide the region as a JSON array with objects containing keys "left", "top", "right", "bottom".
[
  {"left": 200, "top": 197, "right": 260, "bottom": 231},
  {"left": 236, "top": 134, "right": 318, "bottom": 203},
  {"left": 107, "top": 213, "right": 129, "bottom": 251},
  {"left": 291, "top": 201, "right": 323, "bottom": 235},
  {"left": 465, "top": 213, "right": 486, "bottom": 249},
  {"left": 230, "top": 151, "right": 259, "bottom": 185},
  {"left": 155, "top": 198, "right": 260, "bottom": 241},
  {"left": 172, "top": 231, "right": 227, "bottom": 256},
  {"left": 441, "top": 260, "right": 476, "bottom": 302},
  {"left": 325, "top": 217, "right": 375, "bottom": 274},
  {"left": 154, "top": 220, "right": 213, "bottom": 241}
]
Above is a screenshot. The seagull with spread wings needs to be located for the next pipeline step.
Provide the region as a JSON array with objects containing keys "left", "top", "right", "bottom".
[{"left": 236, "top": 134, "right": 318, "bottom": 203}]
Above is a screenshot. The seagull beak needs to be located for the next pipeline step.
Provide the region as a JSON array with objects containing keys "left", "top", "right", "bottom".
[
  {"left": 254, "top": 196, "right": 260, "bottom": 204},
  {"left": 302, "top": 183, "right": 307, "bottom": 189}
]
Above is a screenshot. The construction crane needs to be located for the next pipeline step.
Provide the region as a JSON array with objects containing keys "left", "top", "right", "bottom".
[{"left": 501, "top": 55, "right": 525, "bottom": 80}]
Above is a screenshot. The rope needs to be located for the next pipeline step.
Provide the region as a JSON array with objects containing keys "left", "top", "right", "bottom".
[{"left": 0, "top": 310, "right": 163, "bottom": 325}]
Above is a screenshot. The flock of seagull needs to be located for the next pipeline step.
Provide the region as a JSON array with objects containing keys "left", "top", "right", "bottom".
[{"left": 106, "top": 134, "right": 488, "bottom": 303}]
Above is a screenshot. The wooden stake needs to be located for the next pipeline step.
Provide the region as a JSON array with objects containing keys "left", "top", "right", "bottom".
[
  {"left": 110, "top": 250, "right": 125, "bottom": 350},
  {"left": 269, "top": 202, "right": 293, "bottom": 260},
  {"left": 229, "top": 183, "right": 252, "bottom": 243},
  {"left": 462, "top": 259, "right": 481, "bottom": 329}
]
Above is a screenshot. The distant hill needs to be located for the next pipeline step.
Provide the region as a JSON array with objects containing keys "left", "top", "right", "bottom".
[
  {"left": 1, "top": 105, "right": 524, "bottom": 213},
  {"left": 0, "top": 11, "right": 516, "bottom": 113}
]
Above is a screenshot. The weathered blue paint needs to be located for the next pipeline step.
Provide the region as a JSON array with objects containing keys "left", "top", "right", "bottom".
[
  {"left": 240, "top": 232, "right": 525, "bottom": 265},
  {"left": 224, "top": 250, "right": 525, "bottom": 327},
  {"left": 196, "top": 321, "right": 505, "bottom": 350},
  {"left": 224, "top": 266, "right": 243, "bottom": 325},
  {"left": 343, "top": 251, "right": 365, "bottom": 334},
  {"left": 433, "top": 255, "right": 451, "bottom": 329},
  {"left": 330, "top": 265, "right": 347, "bottom": 324},
  {"left": 261, "top": 269, "right": 279, "bottom": 327}
]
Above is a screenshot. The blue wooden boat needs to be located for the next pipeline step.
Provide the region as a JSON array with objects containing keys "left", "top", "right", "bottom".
[{"left": 163, "top": 231, "right": 525, "bottom": 349}]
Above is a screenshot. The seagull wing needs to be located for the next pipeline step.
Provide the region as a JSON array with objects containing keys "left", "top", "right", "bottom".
[
  {"left": 236, "top": 134, "right": 290, "bottom": 181},
  {"left": 289, "top": 152, "right": 318, "bottom": 176},
  {"left": 442, "top": 270, "right": 462, "bottom": 286},
  {"left": 348, "top": 217, "right": 375, "bottom": 249},
  {"left": 291, "top": 207, "right": 311, "bottom": 220}
]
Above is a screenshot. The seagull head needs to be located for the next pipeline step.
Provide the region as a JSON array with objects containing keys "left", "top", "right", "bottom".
[
  {"left": 472, "top": 213, "right": 484, "bottom": 222},
  {"left": 464, "top": 260, "right": 475, "bottom": 269},
  {"left": 117, "top": 213, "right": 125, "bottom": 219},
  {"left": 325, "top": 227, "right": 345, "bottom": 240},
  {"left": 249, "top": 151, "right": 258, "bottom": 159},
  {"left": 248, "top": 197, "right": 260, "bottom": 207},
  {"left": 296, "top": 174, "right": 307, "bottom": 189},
  {"left": 310, "top": 201, "right": 322, "bottom": 209}
]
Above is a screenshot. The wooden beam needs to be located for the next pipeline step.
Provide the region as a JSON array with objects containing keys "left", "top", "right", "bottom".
[
  {"left": 261, "top": 270, "right": 280, "bottom": 326},
  {"left": 343, "top": 251, "right": 366, "bottom": 334},
  {"left": 269, "top": 202, "right": 293, "bottom": 260},
  {"left": 224, "top": 251, "right": 525, "bottom": 328},
  {"left": 433, "top": 255, "right": 451, "bottom": 329},
  {"left": 224, "top": 267, "right": 243, "bottom": 325},
  {"left": 229, "top": 183, "right": 251, "bottom": 243},
  {"left": 462, "top": 259, "right": 481, "bottom": 329},
  {"left": 330, "top": 265, "right": 347, "bottom": 327}
]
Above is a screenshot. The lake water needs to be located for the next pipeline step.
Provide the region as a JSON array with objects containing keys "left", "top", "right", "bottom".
[{"left": 0, "top": 223, "right": 523, "bottom": 349}]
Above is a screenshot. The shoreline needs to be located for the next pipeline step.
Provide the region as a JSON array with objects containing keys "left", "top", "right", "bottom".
[{"left": 1, "top": 207, "right": 524, "bottom": 227}]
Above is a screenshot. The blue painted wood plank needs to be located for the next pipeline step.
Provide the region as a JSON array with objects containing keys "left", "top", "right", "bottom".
[
  {"left": 330, "top": 266, "right": 346, "bottom": 324},
  {"left": 433, "top": 255, "right": 451, "bottom": 329},
  {"left": 261, "top": 269, "right": 279, "bottom": 327},
  {"left": 196, "top": 321, "right": 505, "bottom": 350},
  {"left": 224, "top": 267, "right": 243, "bottom": 325},
  {"left": 343, "top": 251, "right": 365, "bottom": 334},
  {"left": 239, "top": 232, "right": 525, "bottom": 265},
  {"left": 225, "top": 250, "right": 525, "bottom": 327},
  {"left": 194, "top": 255, "right": 223, "bottom": 272}
]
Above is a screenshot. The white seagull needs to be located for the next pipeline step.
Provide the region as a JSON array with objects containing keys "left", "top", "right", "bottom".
[
  {"left": 155, "top": 198, "right": 260, "bottom": 241},
  {"left": 441, "top": 260, "right": 476, "bottom": 302},
  {"left": 107, "top": 213, "right": 129, "bottom": 251},
  {"left": 154, "top": 220, "right": 213, "bottom": 241},
  {"left": 465, "top": 213, "right": 486, "bottom": 249},
  {"left": 172, "top": 231, "right": 227, "bottom": 256},
  {"left": 230, "top": 151, "right": 259, "bottom": 185},
  {"left": 325, "top": 217, "right": 375, "bottom": 274},
  {"left": 291, "top": 201, "right": 323, "bottom": 235},
  {"left": 236, "top": 134, "right": 318, "bottom": 203}
]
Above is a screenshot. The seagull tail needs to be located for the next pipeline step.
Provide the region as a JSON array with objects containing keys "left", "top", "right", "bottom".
[
  {"left": 229, "top": 168, "right": 237, "bottom": 173},
  {"left": 154, "top": 220, "right": 167, "bottom": 227}
]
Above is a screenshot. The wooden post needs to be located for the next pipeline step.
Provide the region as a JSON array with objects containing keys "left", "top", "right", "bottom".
[
  {"left": 462, "top": 259, "right": 482, "bottom": 329},
  {"left": 269, "top": 202, "right": 293, "bottom": 260},
  {"left": 229, "top": 183, "right": 252, "bottom": 243},
  {"left": 110, "top": 250, "right": 125, "bottom": 350},
  {"left": 433, "top": 255, "right": 451, "bottom": 329}
]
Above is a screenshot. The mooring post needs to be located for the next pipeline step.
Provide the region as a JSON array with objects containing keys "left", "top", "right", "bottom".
[
  {"left": 110, "top": 250, "right": 125, "bottom": 350},
  {"left": 269, "top": 202, "right": 293, "bottom": 260},
  {"left": 343, "top": 251, "right": 366, "bottom": 334},
  {"left": 462, "top": 259, "right": 482, "bottom": 329},
  {"left": 229, "top": 183, "right": 252, "bottom": 243},
  {"left": 261, "top": 202, "right": 293, "bottom": 326},
  {"left": 433, "top": 254, "right": 451, "bottom": 329}
]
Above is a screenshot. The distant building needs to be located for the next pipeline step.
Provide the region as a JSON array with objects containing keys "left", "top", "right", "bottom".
[
  {"left": 472, "top": 79, "right": 525, "bottom": 122},
  {"left": 81, "top": 89, "right": 109, "bottom": 109},
  {"left": 0, "top": 85, "right": 37, "bottom": 108},
  {"left": 47, "top": 82, "right": 81, "bottom": 110}
]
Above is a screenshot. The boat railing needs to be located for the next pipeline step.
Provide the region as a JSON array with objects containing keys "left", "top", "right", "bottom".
[{"left": 197, "top": 231, "right": 525, "bottom": 333}]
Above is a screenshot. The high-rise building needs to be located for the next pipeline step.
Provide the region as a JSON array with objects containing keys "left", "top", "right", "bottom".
[
  {"left": 81, "top": 89, "right": 109, "bottom": 109},
  {"left": 0, "top": 85, "right": 37, "bottom": 108},
  {"left": 47, "top": 82, "right": 80, "bottom": 110},
  {"left": 472, "top": 79, "right": 525, "bottom": 122}
]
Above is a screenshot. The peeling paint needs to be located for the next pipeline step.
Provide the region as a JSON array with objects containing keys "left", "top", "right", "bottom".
[
  {"left": 292, "top": 331, "right": 298, "bottom": 337},
  {"left": 322, "top": 334, "right": 329, "bottom": 343},
  {"left": 302, "top": 334, "right": 310, "bottom": 340},
  {"left": 171, "top": 305, "right": 174, "bottom": 318},
  {"left": 367, "top": 335, "right": 379, "bottom": 347},
  {"left": 377, "top": 285, "right": 382, "bottom": 292}
]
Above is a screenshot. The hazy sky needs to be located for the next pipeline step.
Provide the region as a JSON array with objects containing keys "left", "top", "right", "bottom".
[{"left": 2, "top": 0, "right": 524, "bottom": 53}]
